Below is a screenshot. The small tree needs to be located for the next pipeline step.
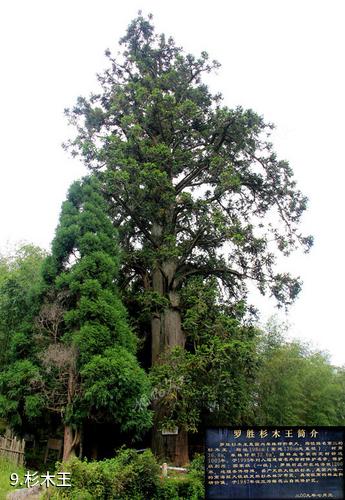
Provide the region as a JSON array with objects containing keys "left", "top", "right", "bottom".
[{"left": 64, "top": 14, "right": 312, "bottom": 463}]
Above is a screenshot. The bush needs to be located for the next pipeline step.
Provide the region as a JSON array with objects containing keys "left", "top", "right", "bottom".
[
  {"left": 156, "top": 475, "right": 204, "bottom": 500},
  {"left": 155, "top": 455, "right": 205, "bottom": 500},
  {"left": 48, "top": 448, "right": 159, "bottom": 499},
  {"left": 70, "top": 489, "right": 94, "bottom": 500},
  {"left": 46, "top": 448, "right": 205, "bottom": 499},
  {"left": 109, "top": 448, "right": 160, "bottom": 499},
  {"left": 187, "top": 453, "right": 205, "bottom": 478}
]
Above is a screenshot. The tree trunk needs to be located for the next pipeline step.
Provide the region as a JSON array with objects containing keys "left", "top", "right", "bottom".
[
  {"left": 62, "top": 425, "right": 80, "bottom": 462},
  {"left": 151, "top": 422, "right": 189, "bottom": 466},
  {"left": 151, "top": 261, "right": 185, "bottom": 363},
  {"left": 151, "top": 259, "right": 189, "bottom": 465},
  {"left": 62, "top": 359, "right": 80, "bottom": 462}
]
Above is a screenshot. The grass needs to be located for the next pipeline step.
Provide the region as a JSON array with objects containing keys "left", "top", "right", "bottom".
[{"left": 0, "top": 457, "right": 27, "bottom": 498}]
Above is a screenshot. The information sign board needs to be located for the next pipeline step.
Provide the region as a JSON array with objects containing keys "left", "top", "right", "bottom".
[{"left": 205, "top": 427, "right": 344, "bottom": 499}]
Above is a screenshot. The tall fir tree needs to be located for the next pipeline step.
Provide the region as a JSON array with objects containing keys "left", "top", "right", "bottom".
[{"left": 64, "top": 14, "right": 312, "bottom": 464}]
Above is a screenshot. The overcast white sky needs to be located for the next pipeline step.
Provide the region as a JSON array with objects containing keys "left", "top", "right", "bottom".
[{"left": 1, "top": 1, "right": 344, "bottom": 364}]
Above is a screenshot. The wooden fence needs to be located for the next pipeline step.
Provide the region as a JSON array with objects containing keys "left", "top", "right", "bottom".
[{"left": 0, "top": 430, "right": 25, "bottom": 466}]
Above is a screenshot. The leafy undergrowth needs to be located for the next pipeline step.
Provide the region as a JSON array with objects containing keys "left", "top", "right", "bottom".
[
  {"left": 42, "top": 449, "right": 204, "bottom": 500},
  {"left": 0, "top": 458, "right": 26, "bottom": 499}
]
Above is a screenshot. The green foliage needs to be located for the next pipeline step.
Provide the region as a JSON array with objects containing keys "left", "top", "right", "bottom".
[
  {"left": 149, "top": 278, "right": 258, "bottom": 430},
  {"left": 60, "top": 13, "right": 315, "bottom": 455},
  {"left": 254, "top": 320, "right": 345, "bottom": 426},
  {"left": 109, "top": 448, "right": 160, "bottom": 499},
  {"left": 0, "top": 458, "right": 26, "bottom": 498},
  {"left": 156, "top": 475, "right": 204, "bottom": 500},
  {"left": 0, "top": 360, "right": 43, "bottom": 427},
  {"left": 51, "top": 458, "right": 114, "bottom": 499},
  {"left": 150, "top": 278, "right": 258, "bottom": 431},
  {"left": 0, "top": 178, "right": 152, "bottom": 441},
  {"left": 65, "top": 13, "right": 312, "bottom": 307},
  {"left": 188, "top": 453, "right": 204, "bottom": 475},
  {"left": 38, "top": 176, "right": 152, "bottom": 433},
  {"left": 48, "top": 449, "right": 159, "bottom": 499},
  {"left": 48, "top": 178, "right": 136, "bottom": 356},
  {"left": 0, "top": 244, "right": 46, "bottom": 366},
  {"left": 45, "top": 448, "right": 204, "bottom": 500},
  {"left": 150, "top": 334, "right": 257, "bottom": 432},
  {"left": 81, "top": 346, "right": 152, "bottom": 435},
  {"left": 0, "top": 244, "right": 46, "bottom": 430}
]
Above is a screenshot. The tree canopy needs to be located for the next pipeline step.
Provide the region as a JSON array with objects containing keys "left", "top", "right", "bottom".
[{"left": 65, "top": 13, "right": 312, "bottom": 308}]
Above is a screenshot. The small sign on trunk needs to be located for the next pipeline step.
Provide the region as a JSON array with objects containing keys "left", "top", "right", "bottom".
[{"left": 161, "top": 427, "right": 179, "bottom": 435}]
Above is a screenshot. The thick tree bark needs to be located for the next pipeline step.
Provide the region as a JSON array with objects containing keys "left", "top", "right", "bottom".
[
  {"left": 151, "top": 258, "right": 189, "bottom": 465},
  {"left": 151, "top": 293, "right": 185, "bottom": 363},
  {"left": 151, "top": 418, "right": 189, "bottom": 466},
  {"left": 151, "top": 259, "right": 185, "bottom": 362},
  {"left": 62, "top": 425, "right": 80, "bottom": 462}
]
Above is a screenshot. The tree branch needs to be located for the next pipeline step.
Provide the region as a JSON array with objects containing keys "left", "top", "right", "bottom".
[
  {"left": 174, "top": 263, "right": 244, "bottom": 288},
  {"left": 178, "top": 225, "right": 206, "bottom": 263},
  {"left": 110, "top": 195, "right": 158, "bottom": 248}
]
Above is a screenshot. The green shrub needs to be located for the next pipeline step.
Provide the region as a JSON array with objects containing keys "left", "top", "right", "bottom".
[
  {"left": 155, "top": 478, "right": 180, "bottom": 500},
  {"left": 109, "top": 448, "right": 160, "bottom": 499},
  {"left": 47, "top": 448, "right": 205, "bottom": 499},
  {"left": 70, "top": 489, "right": 94, "bottom": 500},
  {"left": 154, "top": 455, "right": 205, "bottom": 500},
  {"left": 63, "top": 458, "right": 106, "bottom": 497},
  {"left": 49, "top": 448, "right": 159, "bottom": 499},
  {"left": 156, "top": 475, "right": 204, "bottom": 500},
  {"left": 188, "top": 453, "right": 204, "bottom": 475},
  {"left": 44, "top": 488, "right": 92, "bottom": 500}
]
